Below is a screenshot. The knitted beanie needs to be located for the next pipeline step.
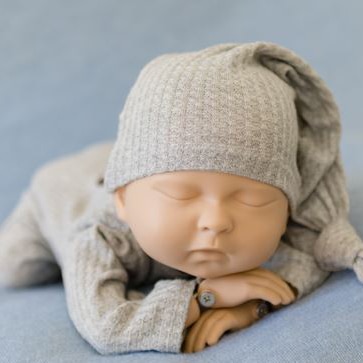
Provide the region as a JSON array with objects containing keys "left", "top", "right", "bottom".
[{"left": 104, "top": 42, "right": 363, "bottom": 279}]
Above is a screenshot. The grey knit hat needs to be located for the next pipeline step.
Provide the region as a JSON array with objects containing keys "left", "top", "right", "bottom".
[{"left": 104, "top": 42, "right": 363, "bottom": 279}]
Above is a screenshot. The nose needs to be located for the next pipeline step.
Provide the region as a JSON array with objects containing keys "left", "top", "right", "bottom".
[{"left": 197, "top": 200, "right": 233, "bottom": 235}]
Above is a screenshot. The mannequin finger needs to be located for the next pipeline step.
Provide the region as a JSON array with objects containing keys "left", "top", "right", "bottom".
[
  {"left": 241, "top": 274, "right": 290, "bottom": 304},
  {"left": 246, "top": 269, "right": 295, "bottom": 300},
  {"left": 245, "top": 268, "right": 295, "bottom": 301},
  {"left": 246, "top": 282, "right": 287, "bottom": 306},
  {"left": 183, "top": 309, "right": 214, "bottom": 353},
  {"left": 193, "top": 311, "right": 226, "bottom": 352},
  {"left": 244, "top": 272, "right": 294, "bottom": 303},
  {"left": 206, "top": 314, "right": 233, "bottom": 346},
  {"left": 207, "top": 303, "right": 257, "bottom": 346}
]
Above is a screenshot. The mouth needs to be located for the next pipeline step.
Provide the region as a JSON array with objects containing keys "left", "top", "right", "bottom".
[
  {"left": 189, "top": 249, "right": 225, "bottom": 263},
  {"left": 191, "top": 248, "right": 223, "bottom": 253}
]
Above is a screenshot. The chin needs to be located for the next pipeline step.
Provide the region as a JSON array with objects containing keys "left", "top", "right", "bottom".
[
  {"left": 194, "top": 270, "right": 226, "bottom": 280},
  {"left": 179, "top": 264, "right": 234, "bottom": 280}
]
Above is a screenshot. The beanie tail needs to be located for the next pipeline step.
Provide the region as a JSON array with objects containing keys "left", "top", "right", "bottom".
[{"left": 251, "top": 42, "right": 363, "bottom": 276}]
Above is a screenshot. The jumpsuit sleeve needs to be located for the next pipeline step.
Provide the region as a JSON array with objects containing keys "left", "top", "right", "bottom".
[
  {"left": 62, "top": 222, "right": 197, "bottom": 355},
  {"left": 262, "top": 239, "right": 331, "bottom": 300}
]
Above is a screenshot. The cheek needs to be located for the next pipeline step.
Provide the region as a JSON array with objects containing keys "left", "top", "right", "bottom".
[
  {"left": 126, "top": 197, "right": 191, "bottom": 261},
  {"left": 233, "top": 209, "right": 286, "bottom": 262}
]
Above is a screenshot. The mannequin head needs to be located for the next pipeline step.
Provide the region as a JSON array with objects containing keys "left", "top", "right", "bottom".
[{"left": 114, "top": 170, "right": 289, "bottom": 279}]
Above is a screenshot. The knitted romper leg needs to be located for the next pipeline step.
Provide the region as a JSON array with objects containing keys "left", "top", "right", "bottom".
[{"left": 0, "top": 188, "right": 61, "bottom": 288}]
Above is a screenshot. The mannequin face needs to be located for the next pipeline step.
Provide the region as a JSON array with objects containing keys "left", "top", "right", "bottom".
[{"left": 114, "top": 171, "right": 289, "bottom": 279}]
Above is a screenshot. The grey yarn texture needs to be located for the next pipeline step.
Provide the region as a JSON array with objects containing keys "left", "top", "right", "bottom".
[
  {"left": 0, "top": 142, "right": 333, "bottom": 354},
  {"left": 0, "top": 42, "right": 362, "bottom": 355},
  {"left": 105, "top": 41, "right": 363, "bottom": 275}
]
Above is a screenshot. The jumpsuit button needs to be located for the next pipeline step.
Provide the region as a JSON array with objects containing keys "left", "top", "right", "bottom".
[
  {"left": 198, "top": 290, "right": 216, "bottom": 308},
  {"left": 256, "top": 300, "right": 273, "bottom": 319},
  {"left": 96, "top": 176, "right": 104, "bottom": 186}
]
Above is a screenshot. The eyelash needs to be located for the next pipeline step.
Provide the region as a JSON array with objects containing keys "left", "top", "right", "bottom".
[
  {"left": 157, "top": 190, "right": 269, "bottom": 208},
  {"left": 157, "top": 190, "right": 192, "bottom": 201}
]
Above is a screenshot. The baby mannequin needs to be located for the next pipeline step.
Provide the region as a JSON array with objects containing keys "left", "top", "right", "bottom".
[
  {"left": 1, "top": 41, "right": 363, "bottom": 355},
  {"left": 114, "top": 170, "right": 297, "bottom": 352}
]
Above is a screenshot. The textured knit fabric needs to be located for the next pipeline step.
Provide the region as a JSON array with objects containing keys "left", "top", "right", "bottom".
[
  {"left": 0, "top": 41, "right": 363, "bottom": 355},
  {"left": 0, "top": 143, "right": 198, "bottom": 354},
  {"left": 104, "top": 41, "right": 363, "bottom": 280},
  {"left": 105, "top": 43, "right": 300, "bottom": 212},
  {"left": 0, "top": 141, "right": 341, "bottom": 354}
]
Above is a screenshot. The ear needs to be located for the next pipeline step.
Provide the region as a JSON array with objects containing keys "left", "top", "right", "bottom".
[{"left": 114, "top": 187, "right": 127, "bottom": 221}]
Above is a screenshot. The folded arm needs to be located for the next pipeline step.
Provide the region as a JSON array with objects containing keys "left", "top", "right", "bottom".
[{"left": 62, "top": 223, "right": 197, "bottom": 355}]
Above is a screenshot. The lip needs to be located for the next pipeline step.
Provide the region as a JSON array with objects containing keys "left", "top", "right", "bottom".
[{"left": 191, "top": 248, "right": 223, "bottom": 253}]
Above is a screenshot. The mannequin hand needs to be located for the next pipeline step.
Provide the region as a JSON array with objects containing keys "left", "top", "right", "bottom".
[
  {"left": 185, "top": 295, "right": 201, "bottom": 328},
  {"left": 198, "top": 267, "right": 297, "bottom": 309},
  {"left": 182, "top": 300, "right": 261, "bottom": 353}
]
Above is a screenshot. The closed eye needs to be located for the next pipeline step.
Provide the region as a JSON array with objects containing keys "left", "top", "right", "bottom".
[
  {"left": 155, "top": 189, "right": 193, "bottom": 201},
  {"left": 235, "top": 198, "right": 279, "bottom": 208},
  {"left": 154, "top": 188, "right": 279, "bottom": 207}
]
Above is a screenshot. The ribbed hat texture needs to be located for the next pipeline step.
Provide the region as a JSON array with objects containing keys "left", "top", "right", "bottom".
[{"left": 105, "top": 42, "right": 363, "bottom": 278}]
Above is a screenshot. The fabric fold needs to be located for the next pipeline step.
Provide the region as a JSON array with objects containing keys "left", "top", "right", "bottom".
[{"left": 62, "top": 224, "right": 197, "bottom": 354}]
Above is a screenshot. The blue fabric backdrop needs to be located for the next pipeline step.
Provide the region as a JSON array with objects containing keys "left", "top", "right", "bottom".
[{"left": 1, "top": 1, "right": 362, "bottom": 362}]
